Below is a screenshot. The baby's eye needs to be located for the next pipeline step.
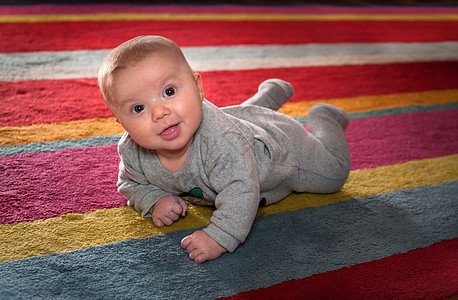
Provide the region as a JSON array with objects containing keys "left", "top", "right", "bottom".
[
  {"left": 132, "top": 105, "right": 145, "bottom": 114},
  {"left": 163, "top": 87, "right": 176, "bottom": 98}
]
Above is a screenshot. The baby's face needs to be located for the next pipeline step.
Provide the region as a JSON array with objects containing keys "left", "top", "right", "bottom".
[{"left": 110, "top": 53, "right": 204, "bottom": 158}]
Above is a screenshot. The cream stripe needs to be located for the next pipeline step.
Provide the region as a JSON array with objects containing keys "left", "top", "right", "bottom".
[
  {"left": 191, "top": 53, "right": 458, "bottom": 72},
  {"left": 3, "top": 42, "right": 458, "bottom": 81},
  {"left": 1, "top": 154, "right": 457, "bottom": 262},
  {"left": 1, "top": 89, "right": 457, "bottom": 147},
  {"left": 1, "top": 13, "right": 457, "bottom": 23},
  {"left": 5, "top": 54, "right": 457, "bottom": 81}
]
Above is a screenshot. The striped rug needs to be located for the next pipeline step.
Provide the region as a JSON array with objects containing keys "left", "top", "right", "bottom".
[{"left": 1, "top": 3, "right": 457, "bottom": 299}]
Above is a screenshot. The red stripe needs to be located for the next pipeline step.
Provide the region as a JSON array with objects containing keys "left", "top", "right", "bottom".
[
  {"left": 1, "top": 109, "right": 457, "bottom": 224},
  {"left": 1, "top": 20, "right": 457, "bottom": 53},
  {"left": 1, "top": 78, "right": 109, "bottom": 127},
  {"left": 204, "top": 61, "right": 458, "bottom": 106},
  {"left": 223, "top": 238, "right": 458, "bottom": 300},
  {"left": 2, "top": 61, "right": 458, "bottom": 127}
]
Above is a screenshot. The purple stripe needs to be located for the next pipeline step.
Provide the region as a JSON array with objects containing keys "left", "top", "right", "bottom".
[
  {"left": 1, "top": 4, "right": 457, "bottom": 16},
  {"left": 1, "top": 109, "right": 457, "bottom": 224}
]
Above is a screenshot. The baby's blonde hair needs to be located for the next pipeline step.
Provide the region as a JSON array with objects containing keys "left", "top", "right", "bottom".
[{"left": 98, "top": 35, "right": 190, "bottom": 106}]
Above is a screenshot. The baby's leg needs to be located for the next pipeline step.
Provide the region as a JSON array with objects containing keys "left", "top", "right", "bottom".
[
  {"left": 295, "top": 104, "right": 351, "bottom": 193},
  {"left": 241, "top": 79, "right": 294, "bottom": 111}
]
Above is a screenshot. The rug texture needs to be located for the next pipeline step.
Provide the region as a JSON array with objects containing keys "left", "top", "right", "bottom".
[{"left": 0, "top": 2, "right": 457, "bottom": 299}]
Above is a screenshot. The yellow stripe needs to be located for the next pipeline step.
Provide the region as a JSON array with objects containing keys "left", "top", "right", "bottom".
[
  {"left": 1, "top": 89, "right": 457, "bottom": 147},
  {"left": 277, "top": 88, "right": 458, "bottom": 117},
  {"left": 1, "top": 154, "right": 457, "bottom": 262},
  {"left": 1, "top": 13, "right": 457, "bottom": 23}
]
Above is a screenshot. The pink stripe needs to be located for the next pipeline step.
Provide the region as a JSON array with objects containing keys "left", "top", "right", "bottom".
[
  {"left": 0, "top": 144, "right": 126, "bottom": 224},
  {"left": 1, "top": 4, "right": 457, "bottom": 16},
  {"left": 347, "top": 109, "right": 458, "bottom": 170},
  {"left": 1, "top": 109, "right": 457, "bottom": 224}
]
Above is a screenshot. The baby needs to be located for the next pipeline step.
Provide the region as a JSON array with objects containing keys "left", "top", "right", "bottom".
[{"left": 98, "top": 35, "right": 351, "bottom": 264}]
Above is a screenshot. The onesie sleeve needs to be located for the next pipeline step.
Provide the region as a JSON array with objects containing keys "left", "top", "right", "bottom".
[
  {"left": 117, "top": 134, "right": 169, "bottom": 217},
  {"left": 202, "top": 131, "right": 261, "bottom": 253}
]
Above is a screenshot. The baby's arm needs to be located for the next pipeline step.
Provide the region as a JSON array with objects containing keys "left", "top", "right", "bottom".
[
  {"left": 118, "top": 134, "right": 175, "bottom": 217},
  {"left": 181, "top": 230, "right": 227, "bottom": 264},
  {"left": 180, "top": 132, "right": 260, "bottom": 263},
  {"left": 150, "top": 195, "right": 188, "bottom": 227}
]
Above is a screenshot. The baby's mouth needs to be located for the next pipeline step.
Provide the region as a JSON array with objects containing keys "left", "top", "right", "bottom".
[{"left": 159, "top": 123, "right": 180, "bottom": 140}]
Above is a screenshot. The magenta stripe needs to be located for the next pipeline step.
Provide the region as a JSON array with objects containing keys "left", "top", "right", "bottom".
[
  {"left": 1, "top": 4, "right": 457, "bottom": 16},
  {"left": 1, "top": 109, "right": 457, "bottom": 225},
  {"left": 0, "top": 144, "right": 126, "bottom": 225},
  {"left": 347, "top": 109, "right": 458, "bottom": 170}
]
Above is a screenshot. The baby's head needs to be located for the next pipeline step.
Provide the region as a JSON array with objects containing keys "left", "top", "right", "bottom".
[
  {"left": 98, "top": 35, "right": 204, "bottom": 157},
  {"left": 98, "top": 35, "right": 195, "bottom": 108}
]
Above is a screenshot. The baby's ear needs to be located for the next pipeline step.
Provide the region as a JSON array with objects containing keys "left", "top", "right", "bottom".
[{"left": 194, "top": 73, "right": 205, "bottom": 101}]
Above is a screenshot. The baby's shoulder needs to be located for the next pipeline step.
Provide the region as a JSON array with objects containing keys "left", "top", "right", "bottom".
[
  {"left": 200, "top": 100, "right": 248, "bottom": 137},
  {"left": 117, "top": 132, "right": 136, "bottom": 152},
  {"left": 117, "top": 132, "right": 153, "bottom": 160}
]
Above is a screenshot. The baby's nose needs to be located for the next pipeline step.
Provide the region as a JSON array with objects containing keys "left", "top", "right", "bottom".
[{"left": 152, "top": 104, "right": 170, "bottom": 122}]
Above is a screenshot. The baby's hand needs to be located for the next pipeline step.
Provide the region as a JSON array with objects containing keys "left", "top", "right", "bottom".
[
  {"left": 181, "top": 230, "right": 227, "bottom": 264},
  {"left": 150, "top": 195, "right": 188, "bottom": 227}
]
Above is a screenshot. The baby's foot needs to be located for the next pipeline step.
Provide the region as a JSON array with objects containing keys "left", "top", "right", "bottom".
[
  {"left": 259, "top": 79, "right": 294, "bottom": 100},
  {"left": 308, "top": 103, "right": 349, "bottom": 130},
  {"left": 242, "top": 79, "right": 294, "bottom": 111},
  {"left": 258, "top": 79, "right": 294, "bottom": 111}
]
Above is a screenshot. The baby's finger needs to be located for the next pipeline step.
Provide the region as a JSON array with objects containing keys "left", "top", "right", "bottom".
[
  {"left": 170, "top": 203, "right": 184, "bottom": 218},
  {"left": 194, "top": 253, "right": 209, "bottom": 264},
  {"left": 181, "top": 235, "right": 192, "bottom": 249},
  {"left": 185, "top": 240, "right": 198, "bottom": 256},
  {"left": 167, "top": 210, "right": 180, "bottom": 221},
  {"left": 188, "top": 247, "right": 203, "bottom": 260},
  {"left": 152, "top": 217, "right": 164, "bottom": 228},
  {"left": 162, "top": 216, "right": 174, "bottom": 226},
  {"left": 179, "top": 198, "right": 188, "bottom": 216}
]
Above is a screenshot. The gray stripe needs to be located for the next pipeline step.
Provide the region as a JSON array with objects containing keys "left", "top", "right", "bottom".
[
  {"left": 1, "top": 42, "right": 457, "bottom": 81},
  {"left": 2, "top": 102, "right": 456, "bottom": 157}
]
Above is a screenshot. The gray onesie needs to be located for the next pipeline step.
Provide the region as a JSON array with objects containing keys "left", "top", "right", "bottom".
[{"left": 117, "top": 98, "right": 350, "bottom": 252}]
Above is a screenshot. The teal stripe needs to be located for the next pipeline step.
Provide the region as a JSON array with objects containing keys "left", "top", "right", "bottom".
[
  {"left": 0, "top": 135, "right": 122, "bottom": 157},
  {"left": 0, "top": 181, "right": 456, "bottom": 299},
  {"left": 1, "top": 102, "right": 457, "bottom": 157}
]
